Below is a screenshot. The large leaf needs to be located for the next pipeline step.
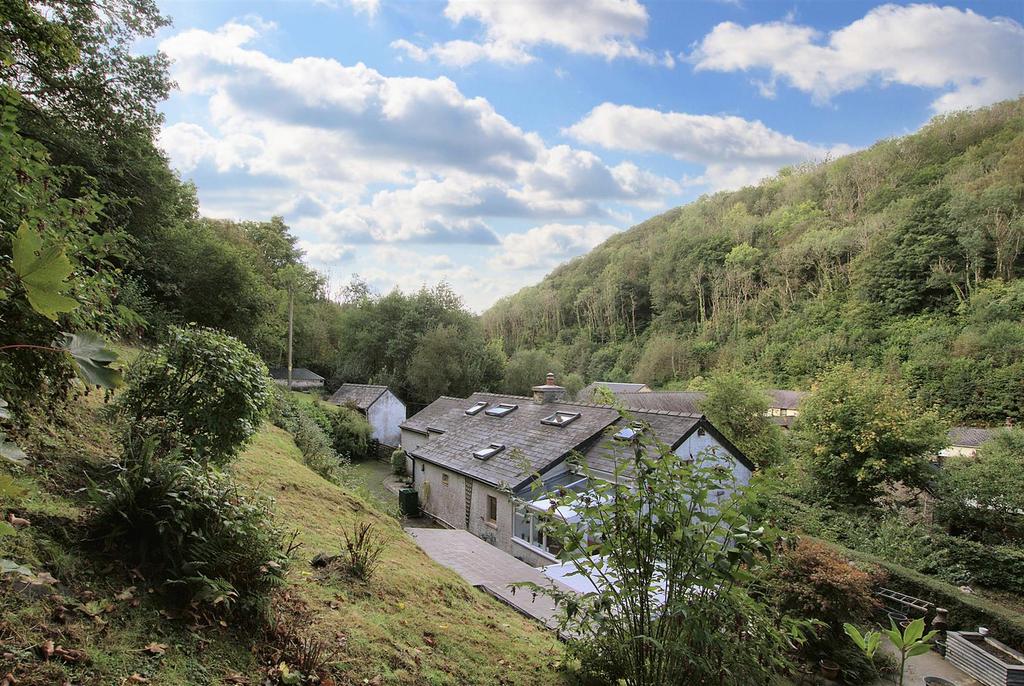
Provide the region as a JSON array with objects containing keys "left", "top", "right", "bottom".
[
  {"left": 0, "top": 521, "right": 15, "bottom": 539},
  {"left": 11, "top": 222, "right": 79, "bottom": 320},
  {"left": 56, "top": 331, "right": 123, "bottom": 388},
  {"left": 0, "top": 396, "right": 9, "bottom": 420}
]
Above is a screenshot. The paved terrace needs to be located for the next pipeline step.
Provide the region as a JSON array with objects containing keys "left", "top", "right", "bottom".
[{"left": 406, "top": 528, "right": 571, "bottom": 631}]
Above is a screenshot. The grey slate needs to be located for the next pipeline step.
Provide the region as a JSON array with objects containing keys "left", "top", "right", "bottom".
[{"left": 329, "top": 383, "right": 389, "bottom": 410}]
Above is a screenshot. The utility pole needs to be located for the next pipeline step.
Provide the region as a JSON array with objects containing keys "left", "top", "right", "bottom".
[{"left": 287, "top": 287, "right": 294, "bottom": 391}]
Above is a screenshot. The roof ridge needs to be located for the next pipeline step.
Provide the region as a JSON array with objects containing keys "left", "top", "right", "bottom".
[{"left": 340, "top": 382, "right": 388, "bottom": 389}]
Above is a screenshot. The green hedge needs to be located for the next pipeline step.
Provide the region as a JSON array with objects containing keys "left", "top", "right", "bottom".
[
  {"left": 942, "top": 537, "right": 1024, "bottom": 595},
  {"left": 808, "top": 536, "right": 1024, "bottom": 652}
]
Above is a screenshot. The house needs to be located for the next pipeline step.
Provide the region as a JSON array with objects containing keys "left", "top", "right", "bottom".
[
  {"left": 577, "top": 381, "right": 651, "bottom": 402},
  {"left": 596, "top": 387, "right": 808, "bottom": 429},
  {"left": 328, "top": 383, "right": 407, "bottom": 448},
  {"left": 268, "top": 367, "right": 325, "bottom": 392},
  {"left": 400, "top": 374, "right": 754, "bottom": 567},
  {"left": 940, "top": 426, "right": 998, "bottom": 459}
]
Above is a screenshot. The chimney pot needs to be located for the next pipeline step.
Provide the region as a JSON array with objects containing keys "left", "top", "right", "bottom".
[{"left": 546, "top": 372, "right": 555, "bottom": 385}]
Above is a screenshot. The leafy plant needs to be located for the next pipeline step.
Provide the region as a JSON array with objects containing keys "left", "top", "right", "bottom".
[
  {"left": 116, "top": 326, "right": 272, "bottom": 466},
  {"left": 513, "top": 421, "right": 791, "bottom": 685},
  {"left": 341, "top": 522, "right": 388, "bottom": 581},
  {"left": 390, "top": 447, "right": 407, "bottom": 476},
  {"left": 844, "top": 617, "right": 937, "bottom": 686},
  {"left": 89, "top": 437, "right": 295, "bottom": 621}
]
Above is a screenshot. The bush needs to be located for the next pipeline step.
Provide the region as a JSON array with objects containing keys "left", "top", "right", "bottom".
[
  {"left": 328, "top": 406, "right": 372, "bottom": 461},
  {"left": 269, "top": 388, "right": 346, "bottom": 481},
  {"left": 341, "top": 522, "right": 388, "bottom": 581},
  {"left": 117, "top": 326, "right": 272, "bottom": 466},
  {"left": 758, "top": 538, "right": 883, "bottom": 637},
  {"left": 390, "top": 447, "right": 407, "bottom": 476},
  {"left": 90, "top": 439, "right": 293, "bottom": 621}
]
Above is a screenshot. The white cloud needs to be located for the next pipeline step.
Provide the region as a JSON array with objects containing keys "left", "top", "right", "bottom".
[
  {"left": 394, "top": 0, "right": 674, "bottom": 68},
  {"left": 313, "top": 0, "right": 380, "bottom": 18},
  {"left": 491, "top": 222, "right": 620, "bottom": 270},
  {"left": 567, "top": 102, "right": 852, "bottom": 191},
  {"left": 158, "top": 19, "right": 678, "bottom": 244},
  {"left": 691, "top": 4, "right": 1024, "bottom": 112}
]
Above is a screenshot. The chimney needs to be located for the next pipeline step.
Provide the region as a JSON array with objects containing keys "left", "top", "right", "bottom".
[{"left": 532, "top": 371, "right": 565, "bottom": 405}]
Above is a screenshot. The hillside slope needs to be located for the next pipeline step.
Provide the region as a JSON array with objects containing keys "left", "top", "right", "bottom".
[
  {"left": 483, "top": 98, "right": 1024, "bottom": 424},
  {"left": 0, "top": 399, "right": 562, "bottom": 685}
]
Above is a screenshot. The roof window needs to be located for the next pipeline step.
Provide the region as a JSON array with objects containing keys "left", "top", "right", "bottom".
[
  {"left": 485, "top": 403, "right": 518, "bottom": 418},
  {"left": 465, "top": 401, "right": 488, "bottom": 416},
  {"left": 614, "top": 422, "right": 644, "bottom": 441},
  {"left": 473, "top": 443, "right": 506, "bottom": 460},
  {"left": 542, "top": 411, "right": 581, "bottom": 427}
]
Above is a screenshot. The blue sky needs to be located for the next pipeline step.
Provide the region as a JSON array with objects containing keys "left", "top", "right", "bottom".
[{"left": 152, "top": 0, "right": 1024, "bottom": 310}]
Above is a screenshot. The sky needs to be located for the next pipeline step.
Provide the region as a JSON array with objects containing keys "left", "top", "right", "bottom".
[{"left": 151, "top": 0, "right": 1024, "bottom": 311}]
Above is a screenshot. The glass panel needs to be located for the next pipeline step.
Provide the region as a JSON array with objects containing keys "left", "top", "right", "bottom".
[
  {"left": 513, "top": 511, "right": 531, "bottom": 542},
  {"left": 485, "top": 403, "right": 518, "bottom": 417}
]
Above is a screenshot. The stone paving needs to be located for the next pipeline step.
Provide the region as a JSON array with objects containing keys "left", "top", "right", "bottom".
[
  {"left": 868, "top": 642, "right": 983, "bottom": 686},
  {"left": 406, "top": 527, "right": 571, "bottom": 630}
]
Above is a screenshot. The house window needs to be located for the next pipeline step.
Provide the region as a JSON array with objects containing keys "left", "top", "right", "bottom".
[
  {"left": 513, "top": 510, "right": 567, "bottom": 557},
  {"left": 442, "top": 473, "right": 449, "bottom": 486},
  {"left": 614, "top": 422, "right": 644, "bottom": 441},
  {"left": 465, "top": 401, "right": 488, "bottom": 416},
  {"left": 697, "top": 427, "right": 706, "bottom": 436},
  {"left": 420, "top": 462, "right": 425, "bottom": 472},
  {"left": 486, "top": 495, "right": 497, "bottom": 524},
  {"left": 473, "top": 443, "right": 505, "bottom": 460},
  {"left": 485, "top": 403, "right": 518, "bottom": 417},
  {"left": 541, "top": 411, "right": 581, "bottom": 427}
]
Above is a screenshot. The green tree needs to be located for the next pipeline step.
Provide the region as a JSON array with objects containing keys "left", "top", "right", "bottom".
[
  {"left": 698, "top": 372, "right": 784, "bottom": 467},
  {"left": 936, "top": 428, "right": 1024, "bottom": 541},
  {"left": 502, "top": 349, "right": 562, "bottom": 396},
  {"left": 796, "top": 364, "right": 947, "bottom": 504}
]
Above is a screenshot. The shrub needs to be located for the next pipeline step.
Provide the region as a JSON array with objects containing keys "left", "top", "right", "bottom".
[
  {"left": 758, "top": 538, "right": 883, "bottom": 638},
  {"left": 90, "top": 438, "right": 294, "bottom": 621},
  {"left": 341, "top": 522, "right": 388, "bottom": 581},
  {"left": 117, "top": 326, "right": 272, "bottom": 466},
  {"left": 328, "top": 406, "right": 372, "bottom": 461},
  {"left": 269, "top": 388, "right": 346, "bottom": 481},
  {"left": 390, "top": 448, "right": 407, "bottom": 476}
]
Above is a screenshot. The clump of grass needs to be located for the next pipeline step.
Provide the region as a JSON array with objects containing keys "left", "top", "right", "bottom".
[{"left": 341, "top": 522, "right": 388, "bottom": 581}]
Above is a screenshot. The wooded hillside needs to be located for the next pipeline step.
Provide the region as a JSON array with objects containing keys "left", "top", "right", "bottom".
[{"left": 482, "top": 98, "right": 1024, "bottom": 424}]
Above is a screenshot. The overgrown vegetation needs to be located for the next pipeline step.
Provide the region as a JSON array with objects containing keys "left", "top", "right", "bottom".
[{"left": 483, "top": 98, "right": 1024, "bottom": 424}]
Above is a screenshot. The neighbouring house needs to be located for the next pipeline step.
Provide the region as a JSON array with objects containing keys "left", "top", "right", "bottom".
[
  {"left": 269, "top": 367, "right": 325, "bottom": 392},
  {"left": 577, "top": 381, "right": 651, "bottom": 402},
  {"left": 597, "top": 387, "right": 808, "bottom": 429},
  {"left": 940, "top": 426, "right": 998, "bottom": 459},
  {"left": 329, "top": 383, "right": 407, "bottom": 449},
  {"left": 400, "top": 373, "right": 754, "bottom": 567}
]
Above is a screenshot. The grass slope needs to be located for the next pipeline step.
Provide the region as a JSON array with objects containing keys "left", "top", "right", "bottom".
[
  {"left": 0, "top": 399, "right": 563, "bottom": 685},
  {"left": 234, "top": 425, "right": 563, "bottom": 685}
]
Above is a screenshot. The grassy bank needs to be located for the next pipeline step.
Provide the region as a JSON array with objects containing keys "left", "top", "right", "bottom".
[{"left": 0, "top": 398, "right": 564, "bottom": 685}]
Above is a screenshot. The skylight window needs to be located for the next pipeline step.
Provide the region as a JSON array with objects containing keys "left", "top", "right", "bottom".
[
  {"left": 542, "top": 411, "right": 581, "bottom": 427},
  {"left": 485, "top": 403, "right": 518, "bottom": 418},
  {"left": 614, "top": 422, "right": 644, "bottom": 441},
  {"left": 473, "top": 443, "right": 505, "bottom": 460},
  {"left": 465, "top": 401, "right": 488, "bottom": 416}
]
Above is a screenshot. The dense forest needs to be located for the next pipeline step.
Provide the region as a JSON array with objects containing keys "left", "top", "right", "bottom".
[{"left": 483, "top": 99, "right": 1024, "bottom": 424}]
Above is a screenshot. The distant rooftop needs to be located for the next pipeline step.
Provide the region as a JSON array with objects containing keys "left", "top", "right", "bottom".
[
  {"left": 268, "top": 367, "right": 324, "bottom": 382},
  {"left": 947, "top": 426, "right": 998, "bottom": 448},
  {"left": 328, "top": 383, "right": 394, "bottom": 410}
]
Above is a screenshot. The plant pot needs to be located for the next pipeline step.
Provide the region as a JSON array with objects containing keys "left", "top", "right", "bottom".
[
  {"left": 820, "top": 659, "right": 840, "bottom": 680},
  {"left": 889, "top": 611, "right": 909, "bottom": 625}
]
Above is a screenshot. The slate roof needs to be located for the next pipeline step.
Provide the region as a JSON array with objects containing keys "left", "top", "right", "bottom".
[
  {"left": 768, "top": 389, "right": 808, "bottom": 410},
  {"left": 614, "top": 391, "right": 706, "bottom": 414},
  {"left": 578, "top": 381, "right": 649, "bottom": 401},
  {"left": 268, "top": 367, "right": 324, "bottom": 382},
  {"left": 329, "top": 383, "right": 390, "bottom": 410},
  {"left": 409, "top": 392, "right": 620, "bottom": 490},
  {"left": 400, "top": 396, "right": 466, "bottom": 435},
  {"left": 947, "top": 426, "right": 997, "bottom": 448}
]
